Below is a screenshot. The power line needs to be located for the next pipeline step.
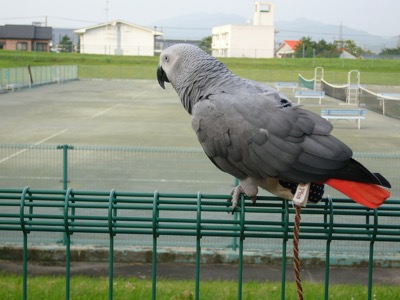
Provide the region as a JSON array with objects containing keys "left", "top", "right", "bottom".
[
  {"left": 0, "top": 16, "right": 100, "bottom": 25},
  {"left": 275, "top": 28, "right": 395, "bottom": 39}
]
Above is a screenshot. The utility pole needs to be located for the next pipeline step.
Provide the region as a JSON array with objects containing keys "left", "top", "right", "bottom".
[
  {"left": 104, "top": 0, "right": 110, "bottom": 22},
  {"left": 339, "top": 21, "right": 344, "bottom": 51}
]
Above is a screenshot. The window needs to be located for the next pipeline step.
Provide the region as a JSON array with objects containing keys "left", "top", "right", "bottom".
[
  {"left": 257, "top": 3, "right": 270, "bottom": 12},
  {"left": 16, "top": 42, "right": 28, "bottom": 51},
  {"left": 0, "top": 42, "right": 4, "bottom": 50},
  {"left": 34, "top": 43, "right": 47, "bottom": 51}
]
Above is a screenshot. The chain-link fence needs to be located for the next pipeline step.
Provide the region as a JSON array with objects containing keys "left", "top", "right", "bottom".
[
  {"left": 1, "top": 144, "right": 398, "bottom": 197},
  {"left": 0, "top": 65, "right": 78, "bottom": 90},
  {"left": 0, "top": 144, "right": 398, "bottom": 259}
]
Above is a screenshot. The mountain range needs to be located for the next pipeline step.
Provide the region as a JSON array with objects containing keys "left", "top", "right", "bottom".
[
  {"left": 151, "top": 13, "right": 398, "bottom": 53},
  {"left": 53, "top": 13, "right": 398, "bottom": 53}
]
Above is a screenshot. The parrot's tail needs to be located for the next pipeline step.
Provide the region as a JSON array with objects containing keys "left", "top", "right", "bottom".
[{"left": 325, "top": 178, "right": 391, "bottom": 208}]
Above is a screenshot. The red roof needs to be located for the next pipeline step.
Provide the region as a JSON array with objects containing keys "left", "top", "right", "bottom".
[{"left": 284, "top": 40, "right": 301, "bottom": 50}]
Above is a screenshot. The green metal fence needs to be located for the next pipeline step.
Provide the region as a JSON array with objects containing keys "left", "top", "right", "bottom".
[
  {"left": 1, "top": 144, "right": 399, "bottom": 256},
  {"left": 0, "top": 188, "right": 399, "bottom": 300}
]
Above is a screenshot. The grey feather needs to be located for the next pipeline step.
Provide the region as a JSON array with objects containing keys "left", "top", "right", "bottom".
[{"left": 157, "top": 43, "right": 390, "bottom": 197}]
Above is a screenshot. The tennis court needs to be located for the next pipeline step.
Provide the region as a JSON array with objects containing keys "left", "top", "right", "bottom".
[{"left": 0, "top": 79, "right": 399, "bottom": 257}]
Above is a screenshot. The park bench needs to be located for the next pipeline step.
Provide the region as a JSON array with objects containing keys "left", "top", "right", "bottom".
[
  {"left": 295, "top": 90, "right": 325, "bottom": 104},
  {"left": 321, "top": 108, "right": 367, "bottom": 130},
  {"left": 274, "top": 82, "right": 297, "bottom": 92},
  {"left": 5, "top": 83, "right": 22, "bottom": 92}
]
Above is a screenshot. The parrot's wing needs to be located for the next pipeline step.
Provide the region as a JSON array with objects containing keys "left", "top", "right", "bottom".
[{"left": 191, "top": 91, "right": 353, "bottom": 183}]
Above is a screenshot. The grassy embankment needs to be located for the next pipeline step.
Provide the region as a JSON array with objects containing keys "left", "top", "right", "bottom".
[
  {"left": 1, "top": 50, "right": 400, "bottom": 84},
  {"left": 1, "top": 274, "right": 399, "bottom": 299}
]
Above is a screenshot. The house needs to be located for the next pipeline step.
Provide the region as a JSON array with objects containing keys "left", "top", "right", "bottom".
[
  {"left": 0, "top": 24, "right": 52, "bottom": 51},
  {"left": 276, "top": 40, "right": 301, "bottom": 58},
  {"left": 212, "top": 2, "right": 275, "bottom": 58},
  {"left": 340, "top": 50, "right": 357, "bottom": 59},
  {"left": 74, "top": 20, "right": 163, "bottom": 56}
]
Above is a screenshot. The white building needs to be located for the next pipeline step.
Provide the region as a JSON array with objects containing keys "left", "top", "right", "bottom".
[
  {"left": 74, "top": 20, "right": 163, "bottom": 56},
  {"left": 212, "top": 2, "right": 275, "bottom": 58}
]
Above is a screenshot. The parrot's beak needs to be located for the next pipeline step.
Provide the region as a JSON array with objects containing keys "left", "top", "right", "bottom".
[{"left": 157, "top": 65, "right": 169, "bottom": 89}]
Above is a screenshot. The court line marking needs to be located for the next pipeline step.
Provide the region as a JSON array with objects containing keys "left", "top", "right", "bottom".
[
  {"left": 131, "top": 90, "right": 148, "bottom": 99},
  {"left": 0, "top": 128, "right": 69, "bottom": 164},
  {"left": 89, "top": 90, "right": 148, "bottom": 119},
  {"left": 90, "top": 104, "right": 120, "bottom": 119}
]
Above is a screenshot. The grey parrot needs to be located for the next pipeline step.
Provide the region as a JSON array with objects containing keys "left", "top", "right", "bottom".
[{"left": 157, "top": 43, "right": 391, "bottom": 210}]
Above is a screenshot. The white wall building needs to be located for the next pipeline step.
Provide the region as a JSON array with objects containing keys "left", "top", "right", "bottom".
[
  {"left": 212, "top": 2, "right": 275, "bottom": 58},
  {"left": 74, "top": 20, "right": 163, "bottom": 56}
]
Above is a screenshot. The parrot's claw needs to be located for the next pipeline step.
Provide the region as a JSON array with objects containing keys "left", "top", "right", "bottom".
[{"left": 229, "top": 185, "right": 244, "bottom": 213}]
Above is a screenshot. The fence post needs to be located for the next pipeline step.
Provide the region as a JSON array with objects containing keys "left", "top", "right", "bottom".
[
  {"left": 57, "top": 145, "right": 74, "bottom": 247},
  {"left": 20, "top": 187, "right": 32, "bottom": 300},
  {"left": 152, "top": 191, "right": 160, "bottom": 300},
  {"left": 324, "top": 197, "right": 334, "bottom": 300},
  {"left": 195, "top": 192, "right": 202, "bottom": 300},
  {"left": 64, "top": 188, "right": 74, "bottom": 300},
  {"left": 108, "top": 189, "right": 117, "bottom": 300},
  {"left": 57, "top": 145, "right": 74, "bottom": 190},
  {"left": 281, "top": 200, "right": 289, "bottom": 300},
  {"left": 368, "top": 209, "right": 378, "bottom": 300},
  {"left": 237, "top": 194, "right": 245, "bottom": 300}
]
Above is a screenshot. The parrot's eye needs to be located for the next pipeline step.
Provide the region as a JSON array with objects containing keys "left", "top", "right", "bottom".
[{"left": 164, "top": 55, "right": 169, "bottom": 62}]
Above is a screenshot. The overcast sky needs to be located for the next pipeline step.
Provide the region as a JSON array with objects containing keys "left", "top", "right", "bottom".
[{"left": 1, "top": 0, "right": 399, "bottom": 37}]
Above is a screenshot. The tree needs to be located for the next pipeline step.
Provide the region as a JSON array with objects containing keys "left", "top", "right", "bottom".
[
  {"left": 59, "top": 35, "right": 73, "bottom": 52},
  {"left": 294, "top": 37, "right": 338, "bottom": 58},
  {"left": 380, "top": 47, "right": 400, "bottom": 56},
  {"left": 334, "top": 40, "right": 368, "bottom": 57},
  {"left": 199, "top": 36, "right": 212, "bottom": 54},
  {"left": 294, "top": 36, "right": 368, "bottom": 58}
]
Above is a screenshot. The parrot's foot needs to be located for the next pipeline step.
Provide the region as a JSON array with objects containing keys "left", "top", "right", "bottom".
[
  {"left": 229, "top": 185, "right": 243, "bottom": 213},
  {"left": 229, "top": 186, "right": 257, "bottom": 213}
]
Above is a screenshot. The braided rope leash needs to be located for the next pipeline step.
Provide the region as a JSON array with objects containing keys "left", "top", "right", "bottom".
[
  {"left": 292, "top": 182, "right": 310, "bottom": 300},
  {"left": 293, "top": 205, "right": 304, "bottom": 300}
]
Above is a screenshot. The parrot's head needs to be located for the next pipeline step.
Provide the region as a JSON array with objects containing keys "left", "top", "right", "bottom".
[
  {"left": 157, "top": 43, "right": 231, "bottom": 114},
  {"left": 157, "top": 43, "right": 212, "bottom": 90}
]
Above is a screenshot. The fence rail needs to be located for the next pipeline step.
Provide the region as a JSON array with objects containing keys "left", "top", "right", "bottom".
[{"left": 0, "top": 188, "right": 399, "bottom": 300}]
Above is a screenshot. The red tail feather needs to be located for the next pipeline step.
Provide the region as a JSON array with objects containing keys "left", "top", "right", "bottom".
[{"left": 325, "top": 179, "right": 390, "bottom": 208}]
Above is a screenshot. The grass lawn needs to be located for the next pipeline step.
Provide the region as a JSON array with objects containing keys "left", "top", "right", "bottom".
[
  {"left": 1, "top": 50, "right": 400, "bottom": 84},
  {"left": 1, "top": 274, "right": 399, "bottom": 300}
]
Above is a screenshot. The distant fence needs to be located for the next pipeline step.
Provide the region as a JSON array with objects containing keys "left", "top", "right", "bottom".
[
  {"left": 321, "top": 80, "right": 347, "bottom": 102},
  {"left": 321, "top": 79, "right": 400, "bottom": 120},
  {"left": 0, "top": 65, "right": 78, "bottom": 90},
  {"left": 297, "top": 70, "right": 400, "bottom": 120},
  {"left": 359, "top": 87, "right": 400, "bottom": 119}
]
